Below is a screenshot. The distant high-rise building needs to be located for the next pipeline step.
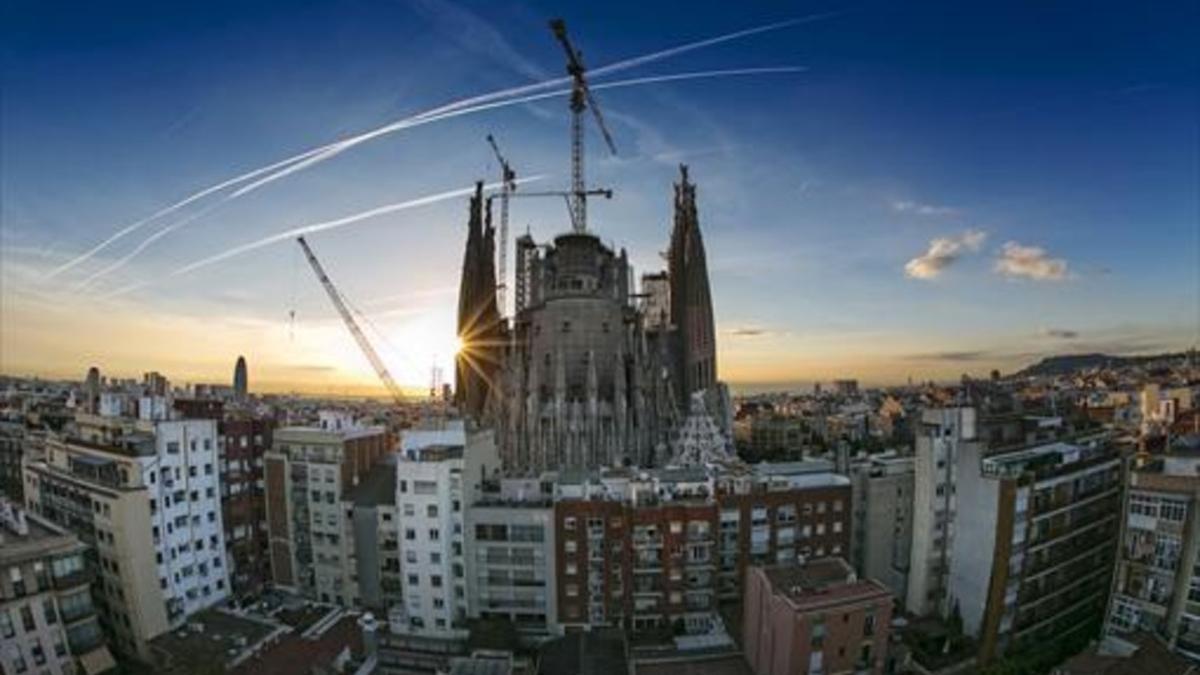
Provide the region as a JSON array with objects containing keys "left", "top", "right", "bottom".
[
  {"left": 233, "top": 355, "right": 248, "bottom": 400},
  {"left": 83, "top": 365, "right": 101, "bottom": 414}
]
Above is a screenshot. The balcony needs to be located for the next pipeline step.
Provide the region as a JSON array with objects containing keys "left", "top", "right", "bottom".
[{"left": 52, "top": 568, "right": 96, "bottom": 590}]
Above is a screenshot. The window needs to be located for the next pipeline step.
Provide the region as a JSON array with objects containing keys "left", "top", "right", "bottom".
[
  {"left": 564, "top": 517, "right": 577, "bottom": 531},
  {"left": 431, "top": 575, "right": 443, "bottom": 588},
  {"left": 404, "top": 504, "right": 415, "bottom": 517},
  {"left": 810, "top": 617, "right": 826, "bottom": 648},
  {"left": 405, "top": 529, "right": 416, "bottom": 541},
  {"left": 429, "top": 528, "right": 441, "bottom": 541},
  {"left": 408, "top": 574, "right": 419, "bottom": 586},
  {"left": 21, "top": 604, "right": 35, "bottom": 631},
  {"left": 864, "top": 612, "right": 876, "bottom": 636},
  {"left": 427, "top": 504, "right": 439, "bottom": 518},
  {"left": 43, "top": 599, "right": 57, "bottom": 625},
  {"left": 0, "top": 610, "right": 14, "bottom": 638}
]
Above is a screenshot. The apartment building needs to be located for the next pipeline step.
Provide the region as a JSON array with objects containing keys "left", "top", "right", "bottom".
[
  {"left": 1, "top": 416, "right": 26, "bottom": 500},
  {"left": 950, "top": 432, "right": 1121, "bottom": 663},
  {"left": 850, "top": 453, "right": 915, "bottom": 605},
  {"left": 465, "top": 477, "right": 558, "bottom": 636},
  {"left": 714, "top": 462, "right": 853, "bottom": 601},
  {"left": 555, "top": 465, "right": 720, "bottom": 634},
  {"left": 550, "top": 460, "right": 851, "bottom": 635},
  {"left": 1105, "top": 450, "right": 1200, "bottom": 661},
  {"left": 0, "top": 498, "right": 115, "bottom": 675},
  {"left": 265, "top": 411, "right": 390, "bottom": 605},
  {"left": 742, "top": 557, "right": 893, "bottom": 675},
  {"left": 21, "top": 417, "right": 231, "bottom": 660},
  {"left": 392, "top": 423, "right": 498, "bottom": 636},
  {"left": 375, "top": 423, "right": 498, "bottom": 675},
  {"left": 218, "top": 415, "right": 273, "bottom": 600},
  {"left": 346, "top": 455, "right": 401, "bottom": 612},
  {"left": 907, "top": 407, "right": 977, "bottom": 616}
]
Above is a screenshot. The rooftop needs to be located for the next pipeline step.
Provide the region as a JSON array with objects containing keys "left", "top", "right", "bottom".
[
  {"left": 345, "top": 456, "right": 398, "bottom": 507},
  {"left": 982, "top": 432, "right": 1116, "bottom": 480},
  {"left": 149, "top": 608, "right": 282, "bottom": 673},
  {"left": 758, "top": 557, "right": 892, "bottom": 613},
  {"left": 0, "top": 502, "right": 84, "bottom": 566}
]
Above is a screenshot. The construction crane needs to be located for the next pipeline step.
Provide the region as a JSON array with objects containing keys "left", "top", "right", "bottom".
[
  {"left": 499, "top": 189, "right": 613, "bottom": 233},
  {"left": 296, "top": 236, "right": 405, "bottom": 406},
  {"left": 486, "top": 134, "right": 517, "bottom": 318},
  {"left": 549, "top": 18, "right": 617, "bottom": 233}
]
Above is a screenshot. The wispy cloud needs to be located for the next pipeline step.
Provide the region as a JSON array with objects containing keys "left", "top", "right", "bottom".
[
  {"left": 904, "top": 350, "right": 994, "bottom": 362},
  {"left": 892, "top": 200, "right": 959, "bottom": 217},
  {"left": 411, "top": 0, "right": 547, "bottom": 81},
  {"left": 904, "top": 229, "right": 987, "bottom": 280},
  {"left": 994, "top": 241, "right": 1068, "bottom": 281},
  {"left": 725, "top": 326, "right": 776, "bottom": 338},
  {"left": 1039, "top": 328, "right": 1079, "bottom": 339}
]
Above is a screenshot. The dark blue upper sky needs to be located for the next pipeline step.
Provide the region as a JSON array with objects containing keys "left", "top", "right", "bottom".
[{"left": 1, "top": 0, "right": 1197, "bottom": 389}]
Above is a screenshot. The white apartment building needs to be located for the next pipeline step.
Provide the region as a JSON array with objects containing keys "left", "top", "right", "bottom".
[
  {"left": 907, "top": 407, "right": 977, "bottom": 617},
  {"left": 22, "top": 417, "right": 230, "bottom": 660},
  {"left": 391, "top": 422, "right": 498, "bottom": 638},
  {"left": 464, "top": 477, "right": 558, "bottom": 636}
]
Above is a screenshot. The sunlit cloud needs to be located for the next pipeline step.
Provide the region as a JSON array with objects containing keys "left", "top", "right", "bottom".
[
  {"left": 903, "top": 229, "right": 987, "bottom": 279},
  {"left": 994, "top": 241, "right": 1069, "bottom": 281}
]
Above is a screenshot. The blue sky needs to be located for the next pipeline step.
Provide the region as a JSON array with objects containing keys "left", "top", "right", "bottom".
[{"left": 1, "top": 0, "right": 1197, "bottom": 393}]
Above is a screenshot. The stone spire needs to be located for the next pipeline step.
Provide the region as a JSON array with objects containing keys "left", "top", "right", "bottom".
[
  {"left": 668, "top": 164, "right": 717, "bottom": 405},
  {"left": 455, "top": 183, "right": 502, "bottom": 419}
]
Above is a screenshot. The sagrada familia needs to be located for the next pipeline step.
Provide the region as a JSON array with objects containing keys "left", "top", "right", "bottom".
[{"left": 455, "top": 165, "right": 731, "bottom": 473}]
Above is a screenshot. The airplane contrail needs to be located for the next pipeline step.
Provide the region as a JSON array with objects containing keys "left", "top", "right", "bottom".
[
  {"left": 44, "top": 146, "right": 328, "bottom": 280},
  {"left": 51, "top": 13, "right": 837, "bottom": 281},
  {"left": 176, "top": 176, "right": 544, "bottom": 275},
  {"left": 85, "top": 65, "right": 806, "bottom": 286}
]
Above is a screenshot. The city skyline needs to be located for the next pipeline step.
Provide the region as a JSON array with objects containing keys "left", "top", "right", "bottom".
[{"left": 2, "top": 0, "right": 1197, "bottom": 395}]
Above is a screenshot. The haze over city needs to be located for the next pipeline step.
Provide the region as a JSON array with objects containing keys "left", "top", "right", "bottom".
[{"left": 2, "top": 0, "right": 1196, "bottom": 395}]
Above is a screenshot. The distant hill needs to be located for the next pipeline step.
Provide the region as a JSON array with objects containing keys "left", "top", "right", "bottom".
[{"left": 1016, "top": 351, "right": 1189, "bottom": 378}]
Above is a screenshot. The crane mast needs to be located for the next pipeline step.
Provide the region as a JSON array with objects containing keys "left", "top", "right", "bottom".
[
  {"left": 486, "top": 134, "right": 516, "bottom": 318},
  {"left": 296, "top": 236, "right": 405, "bottom": 405},
  {"left": 550, "top": 18, "right": 616, "bottom": 233}
]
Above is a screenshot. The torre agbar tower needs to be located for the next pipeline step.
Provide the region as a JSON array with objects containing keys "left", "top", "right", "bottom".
[{"left": 455, "top": 165, "right": 728, "bottom": 473}]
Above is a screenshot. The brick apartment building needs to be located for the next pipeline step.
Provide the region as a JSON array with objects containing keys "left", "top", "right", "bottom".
[
  {"left": 552, "top": 461, "right": 852, "bottom": 634},
  {"left": 743, "top": 557, "right": 893, "bottom": 675}
]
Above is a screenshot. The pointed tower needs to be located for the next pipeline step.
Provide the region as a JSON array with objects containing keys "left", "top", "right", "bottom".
[
  {"left": 455, "top": 183, "right": 503, "bottom": 419},
  {"left": 668, "top": 164, "right": 717, "bottom": 405}
]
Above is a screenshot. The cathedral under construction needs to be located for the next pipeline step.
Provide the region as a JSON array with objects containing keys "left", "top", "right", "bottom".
[
  {"left": 454, "top": 165, "right": 729, "bottom": 473},
  {"left": 454, "top": 20, "right": 729, "bottom": 474}
]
